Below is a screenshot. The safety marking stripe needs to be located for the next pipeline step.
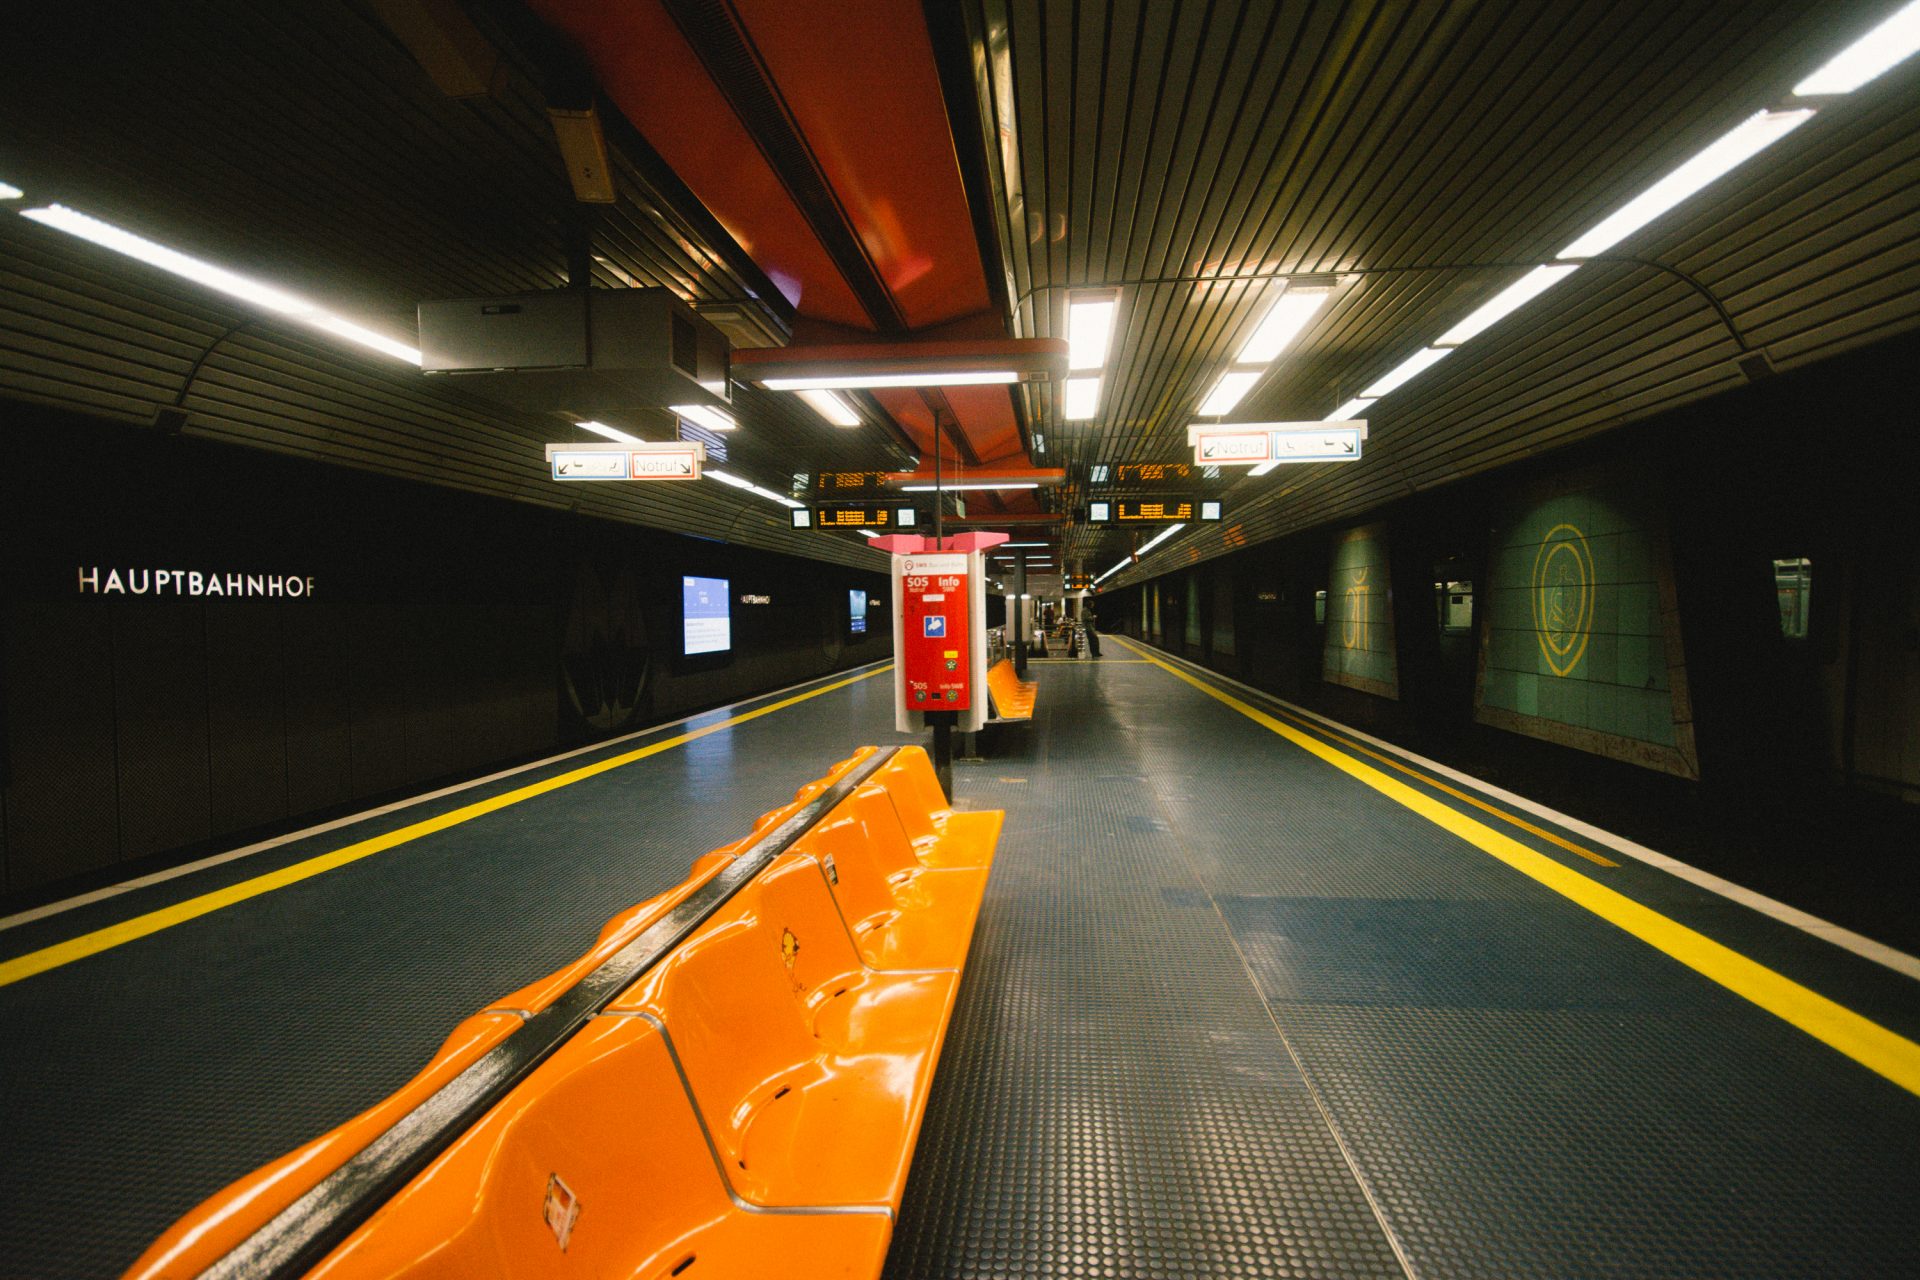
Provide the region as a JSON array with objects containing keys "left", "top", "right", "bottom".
[
  {"left": 0, "top": 666, "right": 892, "bottom": 990},
  {"left": 1117, "top": 638, "right": 1920, "bottom": 1098}
]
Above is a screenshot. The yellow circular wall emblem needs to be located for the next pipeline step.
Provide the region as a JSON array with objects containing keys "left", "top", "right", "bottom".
[{"left": 1530, "top": 523, "right": 1594, "bottom": 677}]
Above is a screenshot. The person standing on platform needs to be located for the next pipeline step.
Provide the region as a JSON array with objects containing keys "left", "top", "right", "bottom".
[{"left": 1085, "top": 610, "right": 1101, "bottom": 659}]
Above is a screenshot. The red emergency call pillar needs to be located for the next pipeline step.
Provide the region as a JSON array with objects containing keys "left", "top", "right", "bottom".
[{"left": 873, "top": 532, "right": 1006, "bottom": 800}]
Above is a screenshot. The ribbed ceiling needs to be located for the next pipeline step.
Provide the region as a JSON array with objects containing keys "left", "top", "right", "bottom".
[{"left": 954, "top": 0, "right": 1920, "bottom": 584}]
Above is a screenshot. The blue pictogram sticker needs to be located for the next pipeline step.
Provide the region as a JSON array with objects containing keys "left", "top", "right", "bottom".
[{"left": 923, "top": 615, "right": 947, "bottom": 638}]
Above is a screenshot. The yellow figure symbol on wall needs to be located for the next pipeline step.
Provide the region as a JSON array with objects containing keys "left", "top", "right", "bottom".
[
  {"left": 1530, "top": 523, "right": 1594, "bottom": 677},
  {"left": 1342, "top": 567, "right": 1370, "bottom": 651}
]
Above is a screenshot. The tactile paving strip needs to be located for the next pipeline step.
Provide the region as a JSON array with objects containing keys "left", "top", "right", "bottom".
[{"left": 886, "top": 663, "right": 1404, "bottom": 1279}]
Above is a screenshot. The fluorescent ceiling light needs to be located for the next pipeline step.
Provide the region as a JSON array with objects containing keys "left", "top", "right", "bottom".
[
  {"left": 1795, "top": 0, "right": 1920, "bottom": 95},
  {"left": 1362, "top": 347, "right": 1452, "bottom": 398},
  {"left": 19, "top": 203, "right": 422, "bottom": 364},
  {"left": 0, "top": 182, "right": 22, "bottom": 200},
  {"left": 762, "top": 370, "right": 1018, "bottom": 390},
  {"left": 900, "top": 481, "right": 1040, "bottom": 492},
  {"left": 578, "top": 420, "right": 642, "bottom": 443},
  {"left": 859, "top": 528, "right": 881, "bottom": 538},
  {"left": 1137, "top": 522, "right": 1185, "bottom": 556},
  {"left": 1247, "top": 460, "right": 1281, "bottom": 477},
  {"left": 797, "top": 388, "right": 860, "bottom": 427},
  {"left": 1558, "top": 109, "right": 1814, "bottom": 260},
  {"left": 1063, "top": 375, "right": 1101, "bottom": 420},
  {"left": 1327, "top": 396, "right": 1375, "bottom": 422},
  {"left": 1198, "top": 369, "right": 1263, "bottom": 417},
  {"left": 1003, "top": 542, "right": 1050, "bottom": 547},
  {"left": 670, "top": 403, "right": 736, "bottom": 432},
  {"left": 1238, "top": 286, "right": 1332, "bottom": 363},
  {"left": 1434, "top": 264, "right": 1580, "bottom": 346},
  {"left": 1066, "top": 291, "right": 1118, "bottom": 370},
  {"left": 706, "top": 468, "right": 803, "bottom": 508}
]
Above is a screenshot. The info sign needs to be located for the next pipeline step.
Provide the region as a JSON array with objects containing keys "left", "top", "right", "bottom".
[
  {"left": 899, "top": 553, "right": 972, "bottom": 713},
  {"left": 543, "top": 441, "right": 704, "bottom": 481}
]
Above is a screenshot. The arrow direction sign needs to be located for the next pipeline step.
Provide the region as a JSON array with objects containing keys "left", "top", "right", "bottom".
[
  {"left": 1266, "top": 424, "right": 1365, "bottom": 462},
  {"left": 1191, "top": 430, "right": 1271, "bottom": 465},
  {"left": 544, "top": 441, "right": 706, "bottom": 481}
]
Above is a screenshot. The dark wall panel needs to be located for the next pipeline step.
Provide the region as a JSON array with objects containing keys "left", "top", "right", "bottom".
[
  {"left": 0, "top": 404, "right": 890, "bottom": 901},
  {"left": 0, "top": 604, "right": 119, "bottom": 890}
]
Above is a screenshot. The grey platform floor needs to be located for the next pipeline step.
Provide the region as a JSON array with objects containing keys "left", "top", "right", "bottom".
[{"left": 2, "top": 652, "right": 1917, "bottom": 1278}]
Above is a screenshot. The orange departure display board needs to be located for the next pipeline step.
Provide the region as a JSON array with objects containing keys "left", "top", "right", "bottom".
[
  {"left": 806, "top": 503, "right": 918, "bottom": 529},
  {"left": 1112, "top": 462, "right": 1191, "bottom": 483},
  {"left": 815, "top": 470, "right": 894, "bottom": 493},
  {"left": 1088, "top": 497, "right": 1195, "bottom": 523}
]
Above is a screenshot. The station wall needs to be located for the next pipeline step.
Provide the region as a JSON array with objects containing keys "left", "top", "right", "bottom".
[
  {"left": 0, "top": 406, "right": 891, "bottom": 900},
  {"left": 1103, "top": 328, "right": 1920, "bottom": 804}
]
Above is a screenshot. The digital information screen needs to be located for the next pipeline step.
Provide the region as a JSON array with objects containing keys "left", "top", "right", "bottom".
[
  {"left": 849, "top": 588, "right": 868, "bottom": 636},
  {"left": 682, "top": 575, "right": 732, "bottom": 655},
  {"left": 1090, "top": 497, "right": 1198, "bottom": 523},
  {"left": 810, "top": 503, "right": 917, "bottom": 529}
]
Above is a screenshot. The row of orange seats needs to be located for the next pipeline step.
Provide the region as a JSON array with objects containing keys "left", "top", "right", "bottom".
[
  {"left": 128, "top": 745, "right": 1000, "bottom": 1280},
  {"left": 986, "top": 658, "right": 1038, "bottom": 721}
]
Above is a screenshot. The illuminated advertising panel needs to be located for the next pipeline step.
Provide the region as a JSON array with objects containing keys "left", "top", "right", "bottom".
[{"left": 681, "top": 575, "right": 731, "bottom": 655}]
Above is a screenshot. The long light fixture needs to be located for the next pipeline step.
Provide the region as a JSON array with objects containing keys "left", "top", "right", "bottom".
[
  {"left": 1361, "top": 346, "right": 1452, "bottom": 398},
  {"left": 1327, "top": 396, "right": 1374, "bottom": 421},
  {"left": 762, "top": 370, "right": 1017, "bottom": 391},
  {"left": 18, "top": 203, "right": 422, "bottom": 365},
  {"left": 1067, "top": 290, "right": 1118, "bottom": 370},
  {"left": 670, "top": 403, "right": 736, "bottom": 433},
  {"left": 1558, "top": 109, "right": 1813, "bottom": 260},
  {"left": 900, "top": 481, "right": 1040, "bottom": 492},
  {"left": 707, "top": 468, "right": 803, "bottom": 508},
  {"left": 1096, "top": 521, "right": 1186, "bottom": 585},
  {"left": 1795, "top": 0, "right": 1920, "bottom": 96},
  {"left": 1238, "top": 285, "right": 1333, "bottom": 363},
  {"left": 1198, "top": 369, "right": 1264, "bottom": 417},
  {"left": 797, "top": 388, "right": 860, "bottom": 427},
  {"left": 0, "top": 182, "right": 22, "bottom": 200},
  {"left": 1002, "top": 541, "right": 1051, "bottom": 548},
  {"left": 578, "top": 420, "right": 642, "bottom": 443},
  {"left": 1434, "top": 264, "right": 1580, "bottom": 346},
  {"left": 1063, "top": 375, "right": 1101, "bottom": 420}
]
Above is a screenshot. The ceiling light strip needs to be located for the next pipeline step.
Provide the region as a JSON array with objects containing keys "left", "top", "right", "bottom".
[
  {"left": 1794, "top": 0, "right": 1920, "bottom": 95},
  {"left": 18, "top": 203, "right": 422, "bottom": 365},
  {"left": 706, "top": 468, "right": 803, "bottom": 508}
]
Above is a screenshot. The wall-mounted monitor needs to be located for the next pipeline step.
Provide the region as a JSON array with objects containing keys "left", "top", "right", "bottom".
[
  {"left": 681, "top": 575, "right": 732, "bottom": 655},
  {"left": 849, "top": 588, "right": 868, "bottom": 636}
]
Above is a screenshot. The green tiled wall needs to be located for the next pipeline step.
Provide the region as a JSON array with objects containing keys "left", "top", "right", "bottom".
[
  {"left": 1322, "top": 523, "right": 1399, "bottom": 698},
  {"left": 1475, "top": 477, "right": 1697, "bottom": 776}
]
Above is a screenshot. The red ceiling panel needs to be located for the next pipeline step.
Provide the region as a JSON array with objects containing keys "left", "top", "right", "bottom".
[
  {"left": 731, "top": 0, "right": 992, "bottom": 329},
  {"left": 527, "top": 0, "right": 871, "bottom": 328}
]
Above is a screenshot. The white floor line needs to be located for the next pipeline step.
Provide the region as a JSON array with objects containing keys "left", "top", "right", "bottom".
[
  {"left": 0, "top": 661, "right": 889, "bottom": 933},
  {"left": 1126, "top": 640, "right": 1920, "bottom": 984}
]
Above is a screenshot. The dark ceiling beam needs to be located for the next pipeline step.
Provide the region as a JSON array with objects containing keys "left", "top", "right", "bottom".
[
  {"left": 659, "top": 0, "right": 908, "bottom": 334},
  {"left": 918, "top": 387, "right": 981, "bottom": 468},
  {"left": 472, "top": 0, "right": 796, "bottom": 328},
  {"left": 920, "top": 0, "right": 1037, "bottom": 463}
]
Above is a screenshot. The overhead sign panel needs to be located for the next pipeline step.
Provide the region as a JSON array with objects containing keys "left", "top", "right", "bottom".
[
  {"left": 1267, "top": 424, "right": 1365, "bottom": 462},
  {"left": 1186, "top": 420, "right": 1367, "bottom": 466},
  {"left": 803, "top": 503, "right": 919, "bottom": 530},
  {"left": 1193, "top": 431, "right": 1270, "bottom": 464},
  {"left": 815, "top": 469, "right": 894, "bottom": 494},
  {"left": 1088, "top": 497, "right": 1205, "bottom": 524},
  {"left": 543, "top": 441, "right": 704, "bottom": 481}
]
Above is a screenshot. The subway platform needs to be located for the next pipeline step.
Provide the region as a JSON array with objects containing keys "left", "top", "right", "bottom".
[{"left": 2, "top": 646, "right": 1917, "bottom": 1278}]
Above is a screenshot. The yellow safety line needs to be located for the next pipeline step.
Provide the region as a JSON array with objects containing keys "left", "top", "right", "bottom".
[
  {"left": 0, "top": 666, "right": 892, "bottom": 990},
  {"left": 1114, "top": 637, "right": 1920, "bottom": 1098}
]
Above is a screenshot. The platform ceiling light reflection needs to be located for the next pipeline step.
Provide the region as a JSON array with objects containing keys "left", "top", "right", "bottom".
[
  {"left": 1238, "top": 285, "right": 1332, "bottom": 363},
  {"left": 1063, "top": 375, "right": 1101, "bottom": 420},
  {"left": 1794, "top": 0, "right": 1920, "bottom": 96},
  {"left": 762, "top": 370, "right": 1018, "bottom": 390},
  {"left": 797, "top": 388, "right": 860, "bottom": 426},
  {"left": 899, "top": 481, "right": 1040, "bottom": 492},
  {"left": 1558, "top": 109, "right": 1813, "bottom": 260},
  {"left": 1198, "top": 369, "right": 1263, "bottom": 417},
  {"left": 17, "top": 203, "right": 422, "bottom": 365},
  {"left": 706, "top": 468, "right": 804, "bottom": 508},
  {"left": 1066, "top": 290, "right": 1118, "bottom": 370},
  {"left": 670, "top": 403, "right": 735, "bottom": 433},
  {"left": 1435, "top": 265, "right": 1581, "bottom": 346},
  {"left": 578, "top": 420, "right": 642, "bottom": 443},
  {"left": 1361, "top": 346, "right": 1452, "bottom": 399}
]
